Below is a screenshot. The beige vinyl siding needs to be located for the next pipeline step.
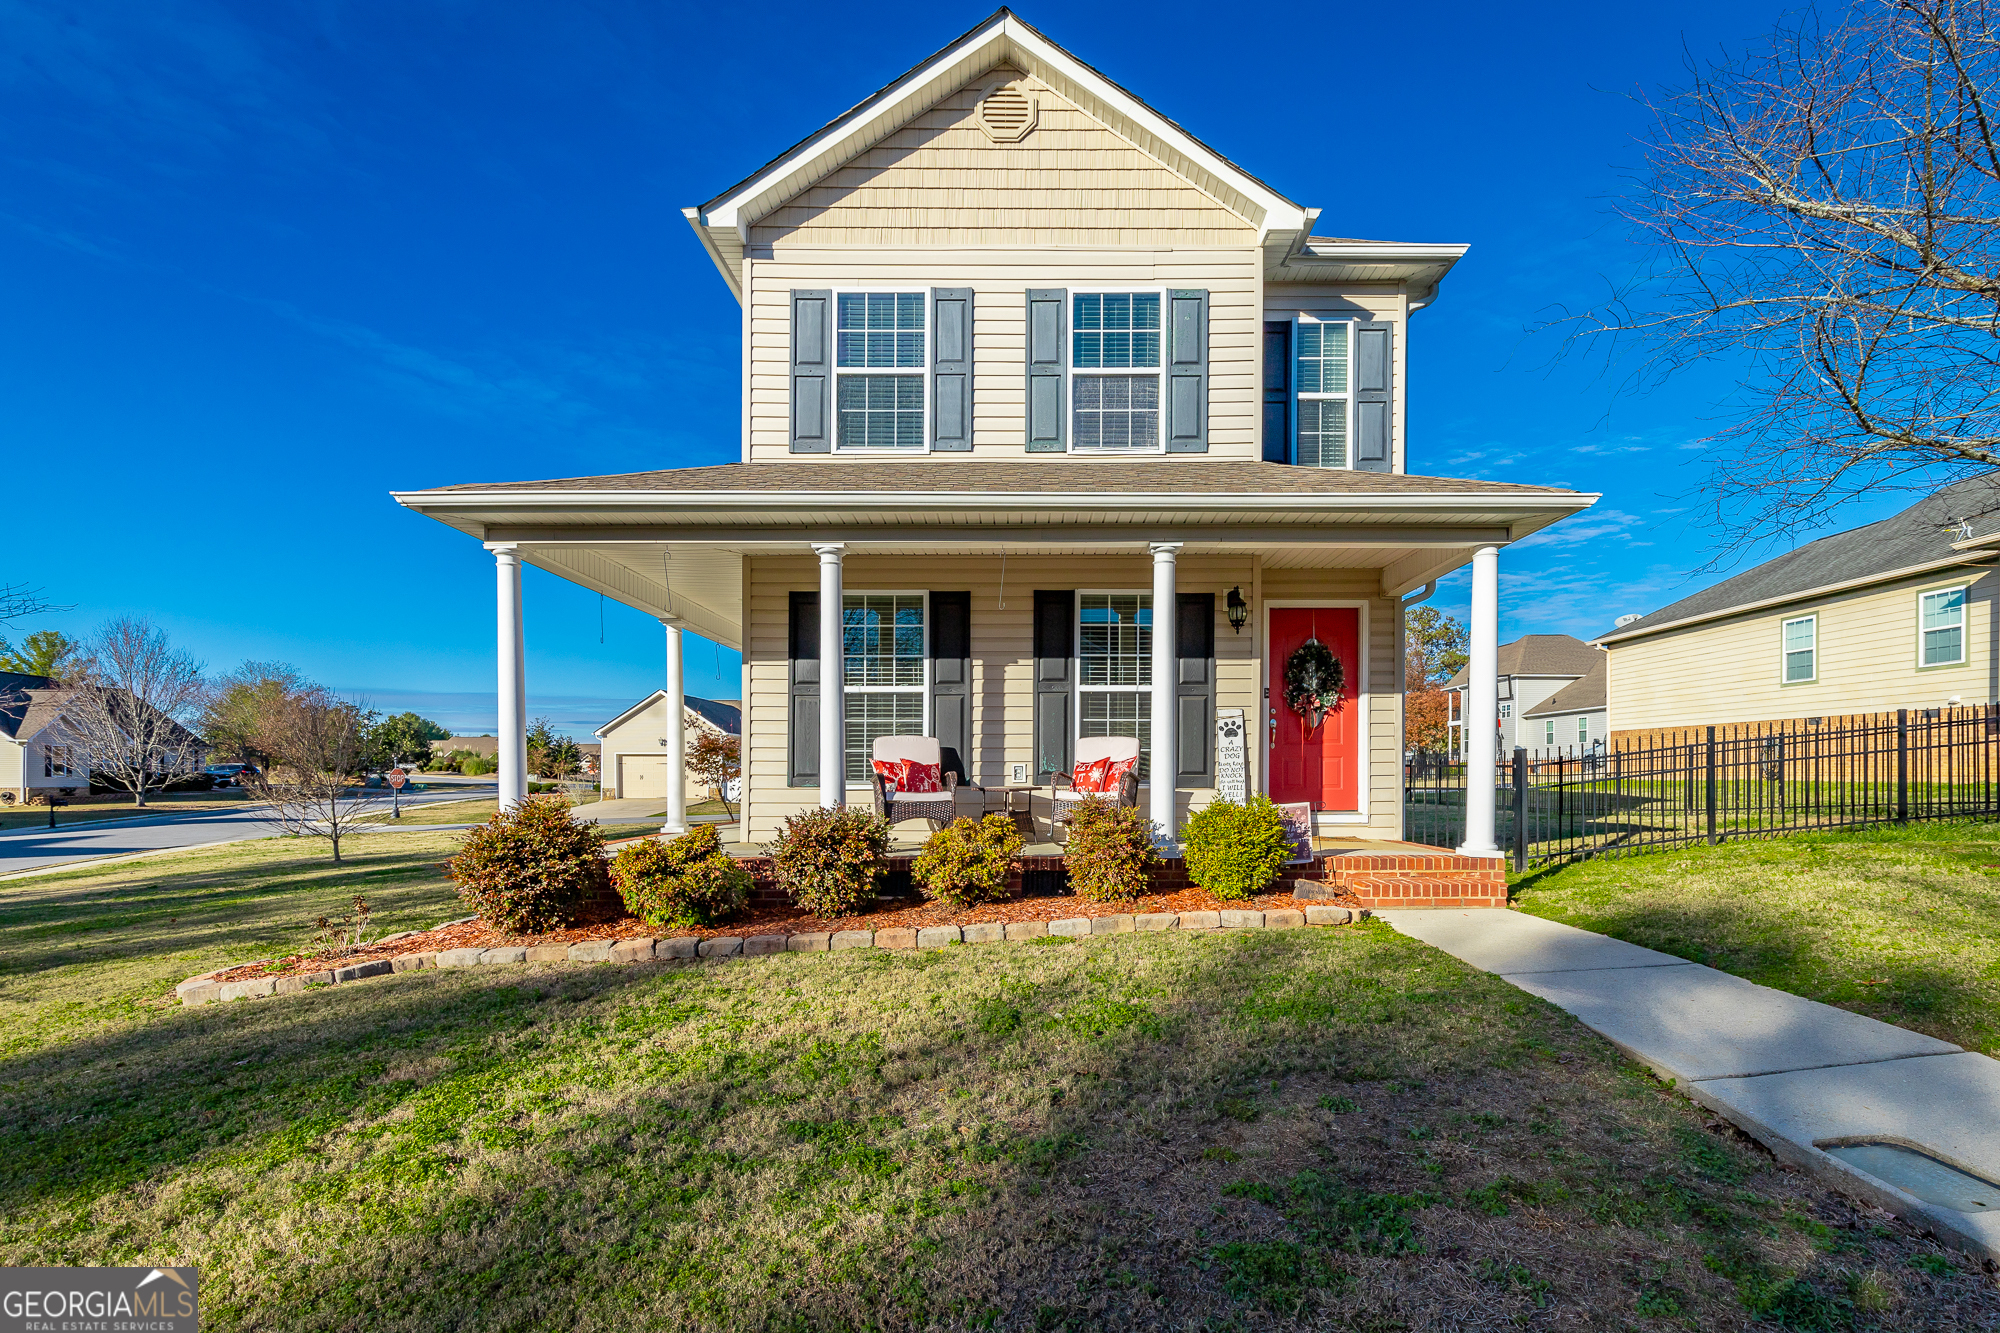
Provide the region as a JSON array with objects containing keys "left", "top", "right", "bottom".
[
  {"left": 742, "top": 553, "right": 1403, "bottom": 840},
  {"left": 1265, "top": 285, "right": 1408, "bottom": 473},
  {"left": 749, "top": 69, "right": 1257, "bottom": 249},
  {"left": 0, "top": 740, "right": 21, "bottom": 794},
  {"left": 1605, "top": 567, "right": 1997, "bottom": 734},
  {"left": 747, "top": 249, "right": 1261, "bottom": 461}
]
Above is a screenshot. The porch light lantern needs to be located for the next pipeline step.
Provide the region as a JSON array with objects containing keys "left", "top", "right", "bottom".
[{"left": 1226, "top": 586, "right": 1248, "bottom": 633}]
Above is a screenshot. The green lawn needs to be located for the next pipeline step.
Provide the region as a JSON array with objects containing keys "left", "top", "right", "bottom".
[
  {"left": 362, "top": 797, "right": 667, "bottom": 842},
  {"left": 0, "top": 834, "right": 1991, "bottom": 1329},
  {"left": 1514, "top": 821, "right": 2000, "bottom": 1056}
]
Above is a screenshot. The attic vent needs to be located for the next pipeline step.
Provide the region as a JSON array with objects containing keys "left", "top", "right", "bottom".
[{"left": 978, "top": 84, "right": 1038, "bottom": 143}]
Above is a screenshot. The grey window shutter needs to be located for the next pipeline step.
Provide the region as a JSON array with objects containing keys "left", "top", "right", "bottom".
[
  {"left": 1262, "top": 320, "right": 1291, "bottom": 464},
  {"left": 1354, "top": 320, "right": 1393, "bottom": 472},
  {"left": 1026, "top": 288, "right": 1067, "bottom": 451},
  {"left": 1176, "top": 593, "right": 1215, "bottom": 782},
  {"left": 790, "top": 289, "right": 832, "bottom": 453},
  {"left": 931, "top": 288, "right": 973, "bottom": 451},
  {"left": 929, "top": 591, "right": 971, "bottom": 783},
  {"left": 787, "top": 591, "right": 820, "bottom": 786},
  {"left": 1166, "top": 289, "right": 1209, "bottom": 453},
  {"left": 1032, "top": 590, "right": 1074, "bottom": 776}
]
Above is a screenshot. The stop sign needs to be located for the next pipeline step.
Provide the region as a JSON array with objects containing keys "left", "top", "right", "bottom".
[{"left": 387, "top": 768, "right": 408, "bottom": 789}]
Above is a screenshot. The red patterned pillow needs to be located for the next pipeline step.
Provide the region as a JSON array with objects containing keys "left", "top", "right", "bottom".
[
  {"left": 1071, "top": 757, "right": 1114, "bottom": 793},
  {"left": 1102, "top": 757, "right": 1137, "bottom": 791},
  {"left": 871, "top": 758, "right": 910, "bottom": 789},
  {"left": 901, "top": 760, "right": 942, "bottom": 793}
]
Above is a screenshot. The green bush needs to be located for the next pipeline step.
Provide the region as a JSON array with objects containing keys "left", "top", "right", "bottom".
[
  {"left": 1180, "top": 795, "right": 1293, "bottom": 900},
  {"left": 610, "top": 824, "right": 751, "bottom": 930},
  {"left": 913, "top": 815, "right": 1024, "bottom": 909},
  {"left": 766, "top": 806, "right": 892, "bottom": 918},
  {"left": 448, "top": 797, "right": 607, "bottom": 932},
  {"left": 1064, "top": 797, "right": 1159, "bottom": 902},
  {"left": 461, "top": 755, "right": 497, "bottom": 776}
]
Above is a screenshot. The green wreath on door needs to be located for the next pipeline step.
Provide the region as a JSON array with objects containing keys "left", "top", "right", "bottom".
[{"left": 1283, "top": 638, "right": 1346, "bottom": 737}]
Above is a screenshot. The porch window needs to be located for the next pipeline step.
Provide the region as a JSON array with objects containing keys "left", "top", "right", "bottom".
[
  {"left": 1920, "top": 587, "right": 1966, "bottom": 666},
  {"left": 1078, "top": 592, "right": 1151, "bottom": 777},
  {"left": 842, "top": 592, "right": 927, "bottom": 781},
  {"left": 1071, "top": 293, "right": 1162, "bottom": 452},
  {"left": 835, "top": 292, "right": 927, "bottom": 450},
  {"left": 1295, "top": 319, "right": 1350, "bottom": 468},
  {"left": 1782, "top": 615, "right": 1816, "bottom": 682}
]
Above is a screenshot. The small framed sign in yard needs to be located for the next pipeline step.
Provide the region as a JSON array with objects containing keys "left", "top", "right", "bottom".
[{"left": 1278, "top": 801, "right": 1314, "bottom": 864}]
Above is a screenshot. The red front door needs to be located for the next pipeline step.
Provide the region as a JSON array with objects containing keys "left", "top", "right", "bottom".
[{"left": 1269, "top": 607, "right": 1361, "bottom": 812}]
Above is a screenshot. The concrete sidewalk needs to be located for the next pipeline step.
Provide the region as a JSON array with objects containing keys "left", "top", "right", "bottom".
[{"left": 1380, "top": 908, "right": 2000, "bottom": 1260}]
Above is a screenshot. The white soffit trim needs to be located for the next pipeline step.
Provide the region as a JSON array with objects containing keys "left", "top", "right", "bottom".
[
  {"left": 393, "top": 488, "right": 1596, "bottom": 513},
  {"left": 595, "top": 690, "right": 672, "bottom": 738},
  {"left": 690, "top": 11, "right": 1308, "bottom": 240}
]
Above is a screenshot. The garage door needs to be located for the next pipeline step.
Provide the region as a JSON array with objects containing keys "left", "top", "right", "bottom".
[{"left": 619, "top": 755, "right": 675, "bottom": 801}]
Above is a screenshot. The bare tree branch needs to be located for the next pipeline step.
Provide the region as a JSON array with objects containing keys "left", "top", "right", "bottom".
[
  {"left": 241, "top": 686, "right": 385, "bottom": 863},
  {"left": 0, "top": 583, "right": 72, "bottom": 626},
  {"left": 54, "top": 619, "right": 208, "bottom": 807}
]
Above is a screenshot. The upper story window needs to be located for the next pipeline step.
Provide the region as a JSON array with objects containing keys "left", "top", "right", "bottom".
[
  {"left": 1920, "top": 586, "right": 1967, "bottom": 666},
  {"left": 1295, "top": 319, "right": 1350, "bottom": 468},
  {"left": 1782, "top": 615, "right": 1817, "bottom": 683},
  {"left": 1072, "top": 292, "right": 1162, "bottom": 452},
  {"left": 836, "top": 292, "right": 927, "bottom": 450}
]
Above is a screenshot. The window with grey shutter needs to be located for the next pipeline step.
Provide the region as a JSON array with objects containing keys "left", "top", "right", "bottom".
[
  {"left": 1026, "top": 289, "right": 1066, "bottom": 451},
  {"left": 1294, "top": 319, "right": 1350, "bottom": 468},
  {"left": 790, "top": 290, "right": 832, "bottom": 453},
  {"left": 1262, "top": 321, "right": 1291, "bottom": 463},
  {"left": 1175, "top": 593, "right": 1215, "bottom": 781},
  {"left": 1032, "top": 590, "right": 1074, "bottom": 776},
  {"left": 929, "top": 591, "right": 971, "bottom": 782},
  {"left": 1165, "top": 289, "right": 1208, "bottom": 453},
  {"left": 931, "top": 288, "right": 973, "bottom": 451},
  {"left": 787, "top": 591, "right": 819, "bottom": 786},
  {"left": 1354, "top": 320, "right": 1393, "bottom": 471}
]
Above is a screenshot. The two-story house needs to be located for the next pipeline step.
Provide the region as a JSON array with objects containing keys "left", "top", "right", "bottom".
[
  {"left": 393, "top": 10, "right": 1594, "bottom": 878},
  {"left": 1443, "top": 634, "right": 1605, "bottom": 757}
]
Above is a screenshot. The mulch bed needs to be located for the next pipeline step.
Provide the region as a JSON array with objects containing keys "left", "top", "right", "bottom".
[{"left": 208, "top": 883, "right": 1362, "bottom": 984}]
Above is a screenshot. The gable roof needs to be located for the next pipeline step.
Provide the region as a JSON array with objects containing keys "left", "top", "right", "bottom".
[
  {"left": 1446, "top": 635, "right": 1602, "bottom": 688},
  {"left": 683, "top": 9, "right": 1312, "bottom": 295},
  {"left": 1597, "top": 474, "right": 2000, "bottom": 647},
  {"left": 596, "top": 692, "right": 742, "bottom": 739},
  {"left": 0, "top": 672, "right": 61, "bottom": 743},
  {"left": 1522, "top": 657, "right": 1607, "bottom": 718}
]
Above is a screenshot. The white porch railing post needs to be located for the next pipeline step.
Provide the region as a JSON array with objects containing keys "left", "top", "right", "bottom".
[
  {"left": 1458, "top": 544, "right": 1502, "bottom": 855},
  {"left": 814, "top": 543, "right": 845, "bottom": 809},
  {"left": 487, "top": 542, "right": 528, "bottom": 810},
  {"left": 1150, "top": 542, "right": 1181, "bottom": 848},
  {"left": 662, "top": 618, "right": 687, "bottom": 835}
]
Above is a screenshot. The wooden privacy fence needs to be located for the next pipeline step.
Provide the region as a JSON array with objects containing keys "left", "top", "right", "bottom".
[{"left": 1402, "top": 705, "right": 2000, "bottom": 870}]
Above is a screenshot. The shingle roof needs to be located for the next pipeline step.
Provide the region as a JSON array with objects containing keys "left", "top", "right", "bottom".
[
  {"left": 687, "top": 696, "right": 742, "bottom": 736},
  {"left": 415, "top": 460, "right": 1583, "bottom": 498},
  {"left": 1600, "top": 473, "right": 2000, "bottom": 643},
  {"left": 0, "top": 672, "right": 64, "bottom": 743},
  {"left": 1446, "top": 635, "right": 1602, "bottom": 688},
  {"left": 1522, "top": 657, "right": 1607, "bottom": 718}
]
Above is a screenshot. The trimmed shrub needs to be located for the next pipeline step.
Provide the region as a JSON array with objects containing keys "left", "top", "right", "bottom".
[
  {"left": 610, "top": 824, "right": 752, "bottom": 930},
  {"left": 460, "top": 755, "right": 497, "bottom": 776},
  {"left": 1064, "top": 797, "right": 1159, "bottom": 902},
  {"left": 449, "top": 797, "right": 607, "bottom": 932},
  {"left": 1180, "top": 795, "right": 1293, "bottom": 901},
  {"left": 913, "top": 815, "right": 1024, "bottom": 909},
  {"left": 766, "top": 806, "right": 892, "bottom": 918}
]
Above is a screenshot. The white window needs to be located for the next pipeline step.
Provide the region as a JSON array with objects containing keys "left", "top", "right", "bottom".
[
  {"left": 842, "top": 592, "right": 927, "bottom": 781},
  {"left": 1920, "top": 587, "right": 1967, "bottom": 667},
  {"left": 1071, "top": 292, "right": 1162, "bottom": 452},
  {"left": 1782, "top": 615, "right": 1817, "bottom": 683},
  {"left": 835, "top": 292, "right": 927, "bottom": 450},
  {"left": 1078, "top": 592, "right": 1152, "bottom": 777},
  {"left": 1499, "top": 703, "right": 1512, "bottom": 719},
  {"left": 1544, "top": 720, "right": 1555, "bottom": 745},
  {"left": 1294, "top": 318, "right": 1351, "bottom": 468},
  {"left": 1578, "top": 715, "right": 1589, "bottom": 743},
  {"left": 43, "top": 745, "right": 72, "bottom": 778}
]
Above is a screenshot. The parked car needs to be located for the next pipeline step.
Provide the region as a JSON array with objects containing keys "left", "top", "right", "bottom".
[{"left": 203, "top": 764, "right": 258, "bottom": 787}]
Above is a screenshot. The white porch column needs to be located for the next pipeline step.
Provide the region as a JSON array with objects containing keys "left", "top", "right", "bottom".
[
  {"left": 1458, "top": 544, "right": 1502, "bottom": 855},
  {"left": 1150, "top": 542, "right": 1181, "bottom": 847},
  {"left": 487, "top": 542, "right": 528, "bottom": 810},
  {"left": 815, "top": 543, "right": 845, "bottom": 809},
  {"left": 662, "top": 618, "right": 687, "bottom": 835}
]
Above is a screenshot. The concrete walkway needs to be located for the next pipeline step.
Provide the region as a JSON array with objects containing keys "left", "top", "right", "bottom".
[{"left": 1380, "top": 908, "right": 2000, "bottom": 1260}]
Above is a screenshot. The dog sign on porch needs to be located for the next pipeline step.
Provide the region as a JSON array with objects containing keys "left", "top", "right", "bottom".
[{"left": 1215, "top": 708, "right": 1247, "bottom": 803}]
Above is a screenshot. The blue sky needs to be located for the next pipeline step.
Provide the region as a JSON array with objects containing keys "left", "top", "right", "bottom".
[{"left": 0, "top": 0, "right": 1898, "bottom": 736}]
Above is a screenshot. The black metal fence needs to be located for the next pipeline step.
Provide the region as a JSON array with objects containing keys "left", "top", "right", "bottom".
[{"left": 1403, "top": 705, "right": 2000, "bottom": 869}]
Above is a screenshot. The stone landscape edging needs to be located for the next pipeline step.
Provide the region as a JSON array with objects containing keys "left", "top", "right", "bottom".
[{"left": 175, "top": 905, "right": 1368, "bottom": 1006}]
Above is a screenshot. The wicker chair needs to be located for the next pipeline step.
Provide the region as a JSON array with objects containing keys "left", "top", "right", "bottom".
[
  {"left": 869, "top": 735, "right": 960, "bottom": 831},
  {"left": 1050, "top": 735, "right": 1142, "bottom": 837}
]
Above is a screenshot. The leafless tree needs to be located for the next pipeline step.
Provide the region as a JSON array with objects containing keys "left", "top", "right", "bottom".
[
  {"left": 56, "top": 618, "right": 208, "bottom": 807},
  {"left": 1570, "top": 0, "right": 2000, "bottom": 543},
  {"left": 243, "top": 686, "right": 385, "bottom": 863},
  {"left": 0, "top": 583, "right": 69, "bottom": 625}
]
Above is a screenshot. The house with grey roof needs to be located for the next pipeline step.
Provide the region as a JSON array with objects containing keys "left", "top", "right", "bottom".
[
  {"left": 1595, "top": 475, "right": 2000, "bottom": 733},
  {"left": 1444, "top": 634, "right": 1604, "bottom": 756},
  {"left": 1520, "top": 657, "right": 1606, "bottom": 756},
  {"left": 596, "top": 694, "right": 741, "bottom": 803},
  {"left": 0, "top": 671, "right": 85, "bottom": 805},
  {"left": 389, "top": 9, "right": 1596, "bottom": 876}
]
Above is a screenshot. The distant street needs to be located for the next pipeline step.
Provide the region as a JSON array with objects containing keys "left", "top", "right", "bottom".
[{"left": 0, "top": 783, "right": 498, "bottom": 878}]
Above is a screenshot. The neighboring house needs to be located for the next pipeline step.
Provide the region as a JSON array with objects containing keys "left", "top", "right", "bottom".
[
  {"left": 442, "top": 733, "right": 603, "bottom": 774},
  {"left": 1520, "top": 657, "right": 1606, "bottom": 756},
  {"left": 596, "top": 695, "right": 742, "bottom": 801},
  {"left": 0, "top": 672, "right": 85, "bottom": 805},
  {"left": 1596, "top": 477, "right": 2000, "bottom": 735},
  {"left": 393, "top": 9, "right": 1592, "bottom": 872},
  {"left": 1444, "top": 635, "right": 1603, "bottom": 755}
]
